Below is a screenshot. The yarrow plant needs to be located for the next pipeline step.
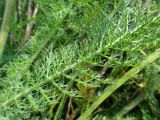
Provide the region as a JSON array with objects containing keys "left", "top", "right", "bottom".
[{"left": 0, "top": 0, "right": 160, "bottom": 119}]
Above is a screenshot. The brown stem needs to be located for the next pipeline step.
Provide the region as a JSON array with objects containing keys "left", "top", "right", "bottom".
[{"left": 24, "top": 0, "right": 38, "bottom": 41}]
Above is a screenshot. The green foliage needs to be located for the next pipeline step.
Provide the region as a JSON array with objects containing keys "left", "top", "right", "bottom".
[{"left": 0, "top": 0, "right": 160, "bottom": 119}]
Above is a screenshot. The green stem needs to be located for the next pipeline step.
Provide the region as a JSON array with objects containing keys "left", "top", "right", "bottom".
[
  {"left": 116, "top": 91, "right": 145, "bottom": 117},
  {"left": 0, "top": 0, "right": 16, "bottom": 59},
  {"left": 54, "top": 81, "right": 74, "bottom": 120},
  {"left": 78, "top": 48, "right": 160, "bottom": 120}
]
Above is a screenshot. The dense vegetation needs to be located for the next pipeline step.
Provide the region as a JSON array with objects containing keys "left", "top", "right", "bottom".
[{"left": 0, "top": 0, "right": 160, "bottom": 119}]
